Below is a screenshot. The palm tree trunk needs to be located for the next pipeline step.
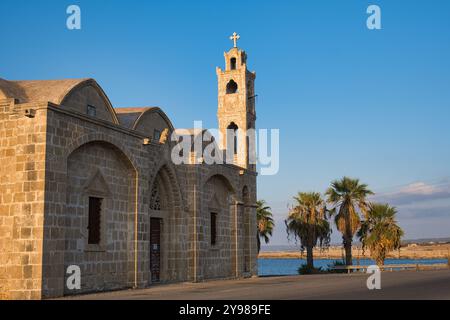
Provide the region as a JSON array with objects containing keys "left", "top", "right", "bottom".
[
  {"left": 376, "top": 252, "right": 385, "bottom": 267},
  {"left": 344, "top": 236, "right": 353, "bottom": 266},
  {"left": 376, "top": 257, "right": 384, "bottom": 267},
  {"left": 306, "top": 246, "right": 314, "bottom": 269}
]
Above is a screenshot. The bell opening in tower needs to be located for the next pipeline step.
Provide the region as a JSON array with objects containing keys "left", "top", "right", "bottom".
[
  {"left": 230, "top": 58, "right": 237, "bottom": 70},
  {"left": 226, "top": 80, "right": 238, "bottom": 94}
]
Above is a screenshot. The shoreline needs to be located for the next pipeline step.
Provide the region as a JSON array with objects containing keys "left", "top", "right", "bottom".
[{"left": 259, "top": 244, "right": 450, "bottom": 260}]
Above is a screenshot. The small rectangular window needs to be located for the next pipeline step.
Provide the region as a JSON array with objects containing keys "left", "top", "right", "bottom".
[
  {"left": 87, "top": 105, "right": 96, "bottom": 117},
  {"left": 210, "top": 212, "right": 217, "bottom": 246},
  {"left": 153, "top": 129, "right": 161, "bottom": 142},
  {"left": 88, "top": 197, "right": 102, "bottom": 244}
]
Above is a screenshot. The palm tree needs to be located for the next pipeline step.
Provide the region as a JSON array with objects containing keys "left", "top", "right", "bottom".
[
  {"left": 358, "top": 203, "right": 404, "bottom": 266},
  {"left": 256, "top": 200, "right": 274, "bottom": 253},
  {"left": 285, "top": 192, "right": 332, "bottom": 269},
  {"left": 325, "top": 177, "right": 373, "bottom": 265}
]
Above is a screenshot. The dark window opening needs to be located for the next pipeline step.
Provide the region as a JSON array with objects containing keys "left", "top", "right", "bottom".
[
  {"left": 210, "top": 212, "right": 217, "bottom": 246},
  {"left": 88, "top": 197, "right": 102, "bottom": 244},
  {"left": 153, "top": 129, "right": 161, "bottom": 142},
  {"left": 87, "top": 105, "right": 96, "bottom": 117},
  {"left": 227, "top": 122, "right": 238, "bottom": 154},
  {"left": 230, "top": 57, "right": 237, "bottom": 70},
  {"left": 226, "top": 80, "right": 238, "bottom": 94}
]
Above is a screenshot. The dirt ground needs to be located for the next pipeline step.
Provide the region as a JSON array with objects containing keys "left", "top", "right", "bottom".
[{"left": 61, "top": 270, "right": 450, "bottom": 300}]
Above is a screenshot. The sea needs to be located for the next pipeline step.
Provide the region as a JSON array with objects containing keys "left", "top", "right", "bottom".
[{"left": 257, "top": 258, "right": 448, "bottom": 276}]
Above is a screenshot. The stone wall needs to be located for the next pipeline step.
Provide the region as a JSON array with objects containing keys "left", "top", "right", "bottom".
[
  {"left": 64, "top": 141, "right": 136, "bottom": 294},
  {"left": 41, "top": 106, "right": 151, "bottom": 298},
  {"left": 200, "top": 175, "right": 235, "bottom": 279},
  {"left": 61, "top": 82, "right": 117, "bottom": 124},
  {"left": 0, "top": 99, "right": 48, "bottom": 299},
  {"left": 133, "top": 109, "right": 173, "bottom": 139},
  {"left": 1, "top": 101, "right": 257, "bottom": 299},
  {"left": 178, "top": 162, "right": 258, "bottom": 282}
]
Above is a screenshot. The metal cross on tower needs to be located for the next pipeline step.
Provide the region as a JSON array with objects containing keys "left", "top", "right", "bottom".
[{"left": 230, "top": 32, "right": 240, "bottom": 48}]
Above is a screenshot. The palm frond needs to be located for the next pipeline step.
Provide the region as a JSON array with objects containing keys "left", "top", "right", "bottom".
[{"left": 358, "top": 203, "right": 404, "bottom": 265}]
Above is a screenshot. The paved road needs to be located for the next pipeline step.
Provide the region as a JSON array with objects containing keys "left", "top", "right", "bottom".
[{"left": 64, "top": 270, "right": 450, "bottom": 300}]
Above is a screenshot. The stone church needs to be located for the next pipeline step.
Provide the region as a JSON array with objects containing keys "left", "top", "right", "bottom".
[{"left": 0, "top": 37, "right": 258, "bottom": 299}]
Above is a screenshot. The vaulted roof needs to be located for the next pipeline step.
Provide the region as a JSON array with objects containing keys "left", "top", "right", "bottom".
[
  {"left": 115, "top": 107, "right": 175, "bottom": 131},
  {"left": 0, "top": 77, "right": 175, "bottom": 131},
  {"left": 0, "top": 78, "right": 91, "bottom": 104}
]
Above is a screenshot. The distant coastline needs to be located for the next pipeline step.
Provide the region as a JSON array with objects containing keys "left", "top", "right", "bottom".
[{"left": 259, "top": 243, "right": 450, "bottom": 260}]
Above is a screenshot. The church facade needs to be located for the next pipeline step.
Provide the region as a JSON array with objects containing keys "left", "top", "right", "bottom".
[{"left": 0, "top": 40, "right": 258, "bottom": 299}]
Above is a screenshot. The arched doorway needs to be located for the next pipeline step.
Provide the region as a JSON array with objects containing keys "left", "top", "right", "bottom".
[{"left": 148, "top": 165, "right": 185, "bottom": 283}]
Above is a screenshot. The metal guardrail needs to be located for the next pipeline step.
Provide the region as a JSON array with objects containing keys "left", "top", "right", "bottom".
[{"left": 332, "top": 263, "right": 449, "bottom": 274}]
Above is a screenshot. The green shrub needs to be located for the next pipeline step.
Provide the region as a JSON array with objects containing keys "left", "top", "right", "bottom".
[{"left": 298, "top": 264, "right": 323, "bottom": 275}]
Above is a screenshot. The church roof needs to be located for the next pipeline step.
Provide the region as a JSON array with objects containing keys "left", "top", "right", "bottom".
[
  {"left": 115, "top": 107, "right": 159, "bottom": 128},
  {"left": 0, "top": 77, "right": 90, "bottom": 104},
  {"left": 115, "top": 107, "right": 174, "bottom": 131},
  {"left": 0, "top": 77, "right": 175, "bottom": 132}
]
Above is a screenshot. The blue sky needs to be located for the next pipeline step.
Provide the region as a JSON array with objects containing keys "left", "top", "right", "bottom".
[{"left": 1, "top": 0, "right": 450, "bottom": 246}]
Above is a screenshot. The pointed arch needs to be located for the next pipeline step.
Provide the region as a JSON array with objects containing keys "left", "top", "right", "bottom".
[
  {"left": 203, "top": 172, "right": 236, "bottom": 196},
  {"left": 63, "top": 140, "right": 137, "bottom": 294},
  {"left": 149, "top": 162, "right": 183, "bottom": 212},
  {"left": 148, "top": 162, "right": 186, "bottom": 283},
  {"left": 60, "top": 79, "right": 119, "bottom": 124},
  {"left": 202, "top": 173, "right": 238, "bottom": 279}
]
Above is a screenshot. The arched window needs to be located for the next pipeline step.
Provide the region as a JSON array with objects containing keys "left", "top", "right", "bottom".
[
  {"left": 150, "top": 183, "right": 161, "bottom": 211},
  {"left": 226, "top": 80, "right": 238, "bottom": 94},
  {"left": 230, "top": 57, "right": 237, "bottom": 70},
  {"left": 227, "top": 122, "right": 238, "bottom": 154}
]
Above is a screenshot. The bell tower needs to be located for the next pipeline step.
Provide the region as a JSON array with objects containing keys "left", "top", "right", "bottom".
[{"left": 216, "top": 32, "right": 256, "bottom": 170}]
